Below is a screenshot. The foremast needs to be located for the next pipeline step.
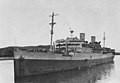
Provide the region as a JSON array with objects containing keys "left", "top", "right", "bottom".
[{"left": 49, "top": 12, "right": 58, "bottom": 51}]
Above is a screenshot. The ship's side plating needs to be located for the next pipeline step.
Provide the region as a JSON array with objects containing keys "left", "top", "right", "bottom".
[{"left": 14, "top": 50, "right": 114, "bottom": 77}]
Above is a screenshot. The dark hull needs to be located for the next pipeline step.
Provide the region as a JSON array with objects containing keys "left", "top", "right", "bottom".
[{"left": 14, "top": 56, "right": 114, "bottom": 77}]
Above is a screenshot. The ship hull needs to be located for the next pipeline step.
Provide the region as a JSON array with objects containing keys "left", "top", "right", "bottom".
[{"left": 14, "top": 53, "right": 114, "bottom": 77}]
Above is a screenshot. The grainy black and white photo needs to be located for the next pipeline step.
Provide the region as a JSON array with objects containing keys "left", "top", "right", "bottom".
[{"left": 0, "top": 0, "right": 120, "bottom": 83}]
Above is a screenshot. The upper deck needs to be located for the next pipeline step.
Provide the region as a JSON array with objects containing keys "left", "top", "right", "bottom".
[{"left": 54, "top": 33, "right": 115, "bottom": 54}]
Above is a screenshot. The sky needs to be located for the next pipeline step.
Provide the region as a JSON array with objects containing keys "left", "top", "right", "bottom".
[{"left": 0, "top": 0, "right": 120, "bottom": 51}]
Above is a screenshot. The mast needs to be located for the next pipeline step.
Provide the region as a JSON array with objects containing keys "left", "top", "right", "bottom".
[
  {"left": 49, "top": 12, "right": 58, "bottom": 51},
  {"left": 103, "top": 32, "right": 105, "bottom": 47}
]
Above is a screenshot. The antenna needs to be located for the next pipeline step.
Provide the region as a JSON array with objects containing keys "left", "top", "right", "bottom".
[
  {"left": 49, "top": 12, "right": 58, "bottom": 51},
  {"left": 70, "top": 28, "right": 74, "bottom": 38},
  {"left": 103, "top": 32, "right": 105, "bottom": 47}
]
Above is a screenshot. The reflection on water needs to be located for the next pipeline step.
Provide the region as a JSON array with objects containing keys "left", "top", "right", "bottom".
[{"left": 16, "top": 62, "right": 114, "bottom": 83}]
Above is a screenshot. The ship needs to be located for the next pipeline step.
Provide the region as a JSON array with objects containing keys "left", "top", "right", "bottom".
[{"left": 0, "top": 13, "right": 115, "bottom": 77}]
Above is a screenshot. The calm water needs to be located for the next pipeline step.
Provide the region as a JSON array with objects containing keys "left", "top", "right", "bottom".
[{"left": 0, "top": 56, "right": 120, "bottom": 83}]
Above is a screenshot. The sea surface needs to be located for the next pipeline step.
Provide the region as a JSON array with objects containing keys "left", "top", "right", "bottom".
[{"left": 0, "top": 56, "right": 120, "bottom": 83}]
